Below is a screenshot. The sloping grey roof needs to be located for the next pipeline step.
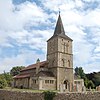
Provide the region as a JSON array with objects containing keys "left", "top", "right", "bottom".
[
  {"left": 21, "top": 61, "right": 48, "bottom": 71},
  {"left": 35, "top": 71, "right": 55, "bottom": 77},
  {"left": 14, "top": 61, "right": 48, "bottom": 79},
  {"left": 48, "top": 33, "right": 73, "bottom": 41},
  {"left": 47, "top": 13, "right": 73, "bottom": 41},
  {"left": 54, "top": 14, "right": 65, "bottom": 35}
]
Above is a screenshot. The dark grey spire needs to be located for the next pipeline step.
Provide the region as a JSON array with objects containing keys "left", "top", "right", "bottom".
[
  {"left": 54, "top": 13, "right": 65, "bottom": 35},
  {"left": 47, "top": 13, "right": 73, "bottom": 41}
]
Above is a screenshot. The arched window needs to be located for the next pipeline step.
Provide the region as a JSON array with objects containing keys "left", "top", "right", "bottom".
[
  {"left": 68, "top": 60, "right": 70, "bottom": 67},
  {"left": 62, "top": 59, "right": 65, "bottom": 67},
  {"left": 66, "top": 43, "right": 69, "bottom": 53}
]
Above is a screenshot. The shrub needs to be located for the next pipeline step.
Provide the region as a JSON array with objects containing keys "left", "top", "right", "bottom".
[
  {"left": 0, "top": 76, "right": 7, "bottom": 89},
  {"left": 44, "top": 91, "right": 56, "bottom": 100}
]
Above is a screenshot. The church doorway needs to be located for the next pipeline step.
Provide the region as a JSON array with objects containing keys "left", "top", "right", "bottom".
[{"left": 63, "top": 80, "right": 68, "bottom": 89}]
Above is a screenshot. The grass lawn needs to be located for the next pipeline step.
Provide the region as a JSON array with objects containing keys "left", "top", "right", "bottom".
[{"left": 4, "top": 87, "right": 58, "bottom": 93}]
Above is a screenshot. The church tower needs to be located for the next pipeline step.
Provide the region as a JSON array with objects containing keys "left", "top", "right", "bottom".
[{"left": 47, "top": 13, "right": 74, "bottom": 91}]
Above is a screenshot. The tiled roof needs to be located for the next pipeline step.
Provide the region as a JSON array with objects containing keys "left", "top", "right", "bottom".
[
  {"left": 13, "top": 74, "right": 30, "bottom": 79},
  {"left": 21, "top": 61, "right": 48, "bottom": 71},
  {"left": 13, "top": 61, "right": 48, "bottom": 79},
  {"left": 35, "top": 71, "right": 55, "bottom": 77}
]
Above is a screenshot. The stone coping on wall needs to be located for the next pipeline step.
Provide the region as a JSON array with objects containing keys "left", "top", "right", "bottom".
[{"left": 0, "top": 89, "right": 100, "bottom": 100}]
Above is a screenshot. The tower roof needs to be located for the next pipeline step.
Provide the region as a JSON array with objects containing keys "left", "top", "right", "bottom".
[
  {"left": 47, "top": 13, "right": 73, "bottom": 41},
  {"left": 54, "top": 13, "right": 65, "bottom": 35}
]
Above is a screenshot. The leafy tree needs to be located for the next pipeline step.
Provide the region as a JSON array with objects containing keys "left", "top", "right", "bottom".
[
  {"left": 10, "top": 66, "right": 25, "bottom": 76},
  {"left": 75, "top": 67, "right": 95, "bottom": 89},
  {"left": 0, "top": 75, "right": 7, "bottom": 89},
  {"left": 3, "top": 71, "right": 13, "bottom": 86},
  {"left": 86, "top": 72, "right": 100, "bottom": 87},
  {"left": 75, "top": 67, "right": 79, "bottom": 75},
  {"left": 87, "top": 80, "right": 95, "bottom": 89},
  {"left": 75, "top": 67, "right": 86, "bottom": 79},
  {"left": 93, "top": 73, "right": 100, "bottom": 86},
  {"left": 84, "top": 78, "right": 89, "bottom": 88}
]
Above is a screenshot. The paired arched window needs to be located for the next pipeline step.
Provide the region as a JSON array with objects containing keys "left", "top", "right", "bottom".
[
  {"left": 61, "top": 59, "right": 70, "bottom": 67},
  {"left": 62, "top": 59, "right": 65, "bottom": 67},
  {"left": 62, "top": 43, "right": 69, "bottom": 53}
]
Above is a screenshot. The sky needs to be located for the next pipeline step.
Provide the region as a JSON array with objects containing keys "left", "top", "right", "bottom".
[{"left": 0, "top": 0, "right": 100, "bottom": 74}]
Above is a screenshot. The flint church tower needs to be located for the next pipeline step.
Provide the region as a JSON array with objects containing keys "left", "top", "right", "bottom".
[{"left": 47, "top": 13, "right": 74, "bottom": 91}]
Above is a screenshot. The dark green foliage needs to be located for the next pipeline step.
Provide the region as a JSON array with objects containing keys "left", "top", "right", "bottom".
[
  {"left": 0, "top": 66, "right": 24, "bottom": 88},
  {"left": 0, "top": 75, "right": 7, "bottom": 89},
  {"left": 36, "top": 58, "right": 40, "bottom": 63},
  {"left": 10, "top": 66, "right": 25, "bottom": 76},
  {"left": 3, "top": 72, "right": 13, "bottom": 86},
  {"left": 44, "top": 91, "right": 56, "bottom": 100},
  {"left": 75, "top": 67, "right": 96, "bottom": 89},
  {"left": 75, "top": 67, "right": 79, "bottom": 75},
  {"left": 0, "top": 72, "right": 12, "bottom": 88},
  {"left": 87, "top": 80, "right": 95, "bottom": 89},
  {"left": 75, "top": 67, "right": 86, "bottom": 79},
  {"left": 86, "top": 72, "right": 100, "bottom": 87}
]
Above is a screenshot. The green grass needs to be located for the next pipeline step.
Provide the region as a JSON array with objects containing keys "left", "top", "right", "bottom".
[{"left": 3, "top": 87, "right": 58, "bottom": 93}]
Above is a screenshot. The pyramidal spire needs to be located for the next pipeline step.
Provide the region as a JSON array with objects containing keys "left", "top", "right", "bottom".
[
  {"left": 54, "top": 12, "right": 65, "bottom": 35},
  {"left": 47, "top": 12, "right": 73, "bottom": 41}
]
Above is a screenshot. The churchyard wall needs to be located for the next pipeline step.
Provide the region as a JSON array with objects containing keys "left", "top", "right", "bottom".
[{"left": 0, "top": 89, "right": 100, "bottom": 100}]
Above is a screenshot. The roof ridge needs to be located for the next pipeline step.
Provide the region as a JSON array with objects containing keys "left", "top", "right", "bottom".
[{"left": 21, "top": 61, "right": 47, "bottom": 71}]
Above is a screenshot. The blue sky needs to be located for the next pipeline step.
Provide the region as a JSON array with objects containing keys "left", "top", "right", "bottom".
[{"left": 0, "top": 0, "right": 100, "bottom": 73}]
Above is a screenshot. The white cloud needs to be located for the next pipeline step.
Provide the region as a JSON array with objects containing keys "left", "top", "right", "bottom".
[
  {"left": 0, "top": 0, "right": 100, "bottom": 73},
  {"left": 0, "top": 0, "right": 48, "bottom": 31},
  {"left": 82, "top": 0, "right": 99, "bottom": 2},
  {"left": 94, "top": 46, "right": 100, "bottom": 52},
  {"left": 0, "top": 0, "right": 49, "bottom": 47},
  {"left": 83, "top": 61, "right": 100, "bottom": 73},
  {"left": 0, "top": 49, "right": 45, "bottom": 73},
  {"left": 75, "top": 0, "right": 84, "bottom": 7},
  {"left": 74, "top": 41, "right": 94, "bottom": 64},
  {"left": 82, "top": 9, "right": 100, "bottom": 27}
]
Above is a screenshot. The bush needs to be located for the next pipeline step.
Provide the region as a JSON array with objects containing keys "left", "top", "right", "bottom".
[
  {"left": 3, "top": 72, "right": 13, "bottom": 86},
  {"left": 44, "top": 91, "right": 56, "bottom": 100},
  {"left": 0, "top": 76, "right": 7, "bottom": 89}
]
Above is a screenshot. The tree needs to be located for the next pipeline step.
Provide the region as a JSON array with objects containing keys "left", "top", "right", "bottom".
[
  {"left": 75, "top": 67, "right": 86, "bottom": 79},
  {"left": 87, "top": 80, "right": 95, "bottom": 89},
  {"left": 75, "top": 67, "right": 79, "bottom": 75},
  {"left": 84, "top": 78, "right": 89, "bottom": 88},
  {"left": 86, "top": 72, "right": 100, "bottom": 87},
  {"left": 0, "top": 75, "right": 7, "bottom": 89},
  {"left": 10, "top": 66, "right": 25, "bottom": 76},
  {"left": 74, "top": 67, "right": 95, "bottom": 89},
  {"left": 93, "top": 73, "right": 100, "bottom": 86},
  {"left": 3, "top": 71, "right": 13, "bottom": 86}
]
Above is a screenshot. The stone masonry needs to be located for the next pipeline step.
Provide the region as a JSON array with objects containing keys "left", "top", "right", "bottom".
[{"left": 0, "top": 89, "right": 100, "bottom": 100}]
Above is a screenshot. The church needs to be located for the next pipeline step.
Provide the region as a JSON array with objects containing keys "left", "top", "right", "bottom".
[{"left": 13, "top": 13, "right": 84, "bottom": 92}]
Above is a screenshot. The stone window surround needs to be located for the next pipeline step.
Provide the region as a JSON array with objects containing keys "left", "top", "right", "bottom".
[{"left": 45, "top": 80, "right": 54, "bottom": 84}]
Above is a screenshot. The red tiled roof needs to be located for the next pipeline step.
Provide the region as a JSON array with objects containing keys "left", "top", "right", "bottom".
[
  {"left": 13, "top": 74, "right": 30, "bottom": 79},
  {"left": 21, "top": 61, "right": 48, "bottom": 71},
  {"left": 13, "top": 61, "right": 48, "bottom": 79}
]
